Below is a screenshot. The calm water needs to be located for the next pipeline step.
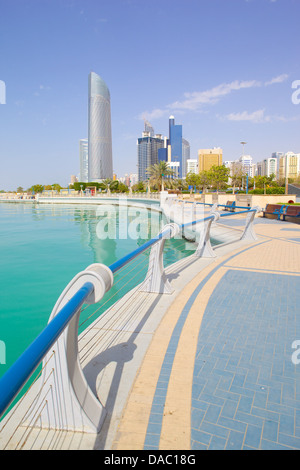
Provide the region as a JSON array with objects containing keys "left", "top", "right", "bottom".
[{"left": 0, "top": 202, "right": 196, "bottom": 379}]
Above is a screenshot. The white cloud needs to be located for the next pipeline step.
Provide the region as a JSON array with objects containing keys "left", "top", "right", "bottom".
[
  {"left": 225, "top": 109, "right": 270, "bottom": 123},
  {"left": 265, "top": 74, "right": 288, "bottom": 86},
  {"left": 139, "top": 73, "right": 289, "bottom": 121},
  {"left": 140, "top": 79, "right": 261, "bottom": 120},
  {"left": 139, "top": 107, "right": 169, "bottom": 121},
  {"left": 223, "top": 108, "right": 300, "bottom": 124}
]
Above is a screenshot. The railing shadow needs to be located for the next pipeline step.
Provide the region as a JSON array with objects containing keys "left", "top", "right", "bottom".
[{"left": 79, "top": 290, "right": 163, "bottom": 450}]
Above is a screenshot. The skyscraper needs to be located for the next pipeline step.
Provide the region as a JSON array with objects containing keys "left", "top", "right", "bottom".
[
  {"left": 137, "top": 121, "right": 164, "bottom": 181},
  {"left": 88, "top": 72, "right": 113, "bottom": 182},
  {"left": 79, "top": 138, "right": 88, "bottom": 182},
  {"left": 137, "top": 133, "right": 164, "bottom": 182},
  {"left": 168, "top": 116, "right": 183, "bottom": 178},
  {"left": 182, "top": 138, "right": 190, "bottom": 178}
]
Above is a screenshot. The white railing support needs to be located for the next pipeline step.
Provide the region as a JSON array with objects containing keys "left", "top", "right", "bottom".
[
  {"left": 195, "top": 212, "right": 219, "bottom": 258},
  {"left": 241, "top": 206, "right": 260, "bottom": 241},
  {"left": 139, "top": 223, "right": 180, "bottom": 294},
  {"left": 24, "top": 263, "right": 114, "bottom": 434}
]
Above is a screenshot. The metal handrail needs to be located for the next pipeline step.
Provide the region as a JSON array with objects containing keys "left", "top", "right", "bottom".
[
  {"left": 0, "top": 282, "right": 94, "bottom": 418},
  {"left": 0, "top": 205, "right": 255, "bottom": 423}
]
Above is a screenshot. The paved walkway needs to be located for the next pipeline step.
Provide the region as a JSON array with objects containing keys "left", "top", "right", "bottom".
[
  {"left": 1, "top": 212, "right": 300, "bottom": 451},
  {"left": 112, "top": 216, "right": 300, "bottom": 450}
]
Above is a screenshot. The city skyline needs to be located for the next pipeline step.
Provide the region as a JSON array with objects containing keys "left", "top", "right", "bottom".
[{"left": 1, "top": 0, "right": 300, "bottom": 190}]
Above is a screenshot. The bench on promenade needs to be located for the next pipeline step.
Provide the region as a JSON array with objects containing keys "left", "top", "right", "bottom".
[
  {"left": 282, "top": 205, "right": 300, "bottom": 222},
  {"left": 224, "top": 201, "right": 236, "bottom": 212},
  {"left": 262, "top": 204, "right": 286, "bottom": 220}
]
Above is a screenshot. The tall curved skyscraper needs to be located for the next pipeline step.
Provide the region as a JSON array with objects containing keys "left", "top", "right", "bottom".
[{"left": 88, "top": 72, "right": 113, "bottom": 182}]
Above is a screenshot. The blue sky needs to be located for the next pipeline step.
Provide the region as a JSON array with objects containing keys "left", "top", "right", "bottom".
[{"left": 0, "top": 0, "right": 300, "bottom": 190}]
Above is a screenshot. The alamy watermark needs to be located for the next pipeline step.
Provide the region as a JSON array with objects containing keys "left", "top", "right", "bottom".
[
  {"left": 291, "top": 340, "right": 300, "bottom": 365},
  {"left": 0, "top": 80, "right": 6, "bottom": 104},
  {"left": 0, "top": 340, "right": 6, "bottom": 365},
  {"left": 291, "top": 80, "right": 300, "bottom": 105},
  {"left": 94, "top": 198, "right": 204, "bottom": 243}
]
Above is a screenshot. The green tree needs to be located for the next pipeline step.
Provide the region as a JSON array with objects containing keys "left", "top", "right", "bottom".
[
  {"left": 29, "top": 184, "right": 44, "bottom": 194},
  {"left": 116, "top": 182, "right": 129, "bottom": 193},
  {"left": 52, "top": 183, "right": 62, "bottom": 192},
  {"left": 132, "top": 181, "right": 145, "bottom": 192},
  {"left": 73, "top": 182, "right": 86, "bottom": 191},
  {"left": 209, "top": 165, "right": 230, "bottom": 193},
  {"left": 186, "top": 172, "right": 200, "bottom": 189},
  {"left": 146, "top": 161, "right": 174, "bottom": 191},
  {"left": 198, "top": 171, "right": 213, "bottom": 193},
  {"left": 16, "top": 186, "right": 24, "bottom": 193}
]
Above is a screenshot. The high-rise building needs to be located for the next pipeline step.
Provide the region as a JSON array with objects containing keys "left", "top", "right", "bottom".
[
  {"left": 88, "top": 72, "right": 113, "bottom": 182},
  {"left": 186, "top": 159, "right": 198, "bottom": 174},
  {"left": 262, "top": 157, "right": 277, "bottom": 177},
  {"left": 144, "top": 119, "right": 154, "bottom": 137},
  {"left": 279, "top": 152, "right": 300, "bottom": 180},
  {"left": 182, "top": 138, "right": 190, "bottom": 178},
  {"left": 168, "top": 116, "right": 183, "bottom": 178},
  {"left": 79, "top": 138, "right": 89, "bottom": 182},
  {"left": 239, "top": 154, "right": 253, "bottom": 176},
  {"left": 139, "top": 116, "right": 188, "bottom": 180},
  {"left": 137, "top": 126, "right": 164, "bottom": 181},
  {"left": 198, "top": 148, "right": 223, "bottom": 172}
]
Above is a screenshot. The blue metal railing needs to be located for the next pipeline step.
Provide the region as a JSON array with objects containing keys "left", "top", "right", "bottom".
[
  {"left": 0, "top": 282, "right": 94, "bottom": 418},
  {"left": 0, "top": 205, "right": 253, "bottom": 421}
]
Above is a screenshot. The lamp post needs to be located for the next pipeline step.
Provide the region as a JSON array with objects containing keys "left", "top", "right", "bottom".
[
  {"left": 285, "top": 153, "right": 288, "bottom": 195},
  {"left": 241, "top": 141, "right": 248, "bottom": 193}
]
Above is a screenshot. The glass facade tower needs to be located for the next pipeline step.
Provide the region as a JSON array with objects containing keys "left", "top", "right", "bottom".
[
  {"left": 88, "top": 72, "right": 113, "bottom": 182},
  {"left": 79, "top": 138, "right": 89, "bottom": 182},
  {"left": 168, "top": 116, "right": 183, "bottom": 178},
  {"left": 137, "top": 134, "right": 164, "bottom": 182}
]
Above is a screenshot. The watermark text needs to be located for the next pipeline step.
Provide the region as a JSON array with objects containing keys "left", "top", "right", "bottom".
[
  {"left": 0, "top": 80, "right": 6, "bottom": 104},
  {"left": 0, "top": 340, "right": 6, "bottom": 365},
  {"left": 291, "top": 80, "right": 300, "bottom": 105}
]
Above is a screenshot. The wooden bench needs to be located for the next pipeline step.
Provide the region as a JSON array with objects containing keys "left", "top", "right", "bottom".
[
  {"left": 262, "top": 204, "right": 286, "bottom": 220},
  {"left": 224, "top": 201, "right": 236, "bottom": 212},
  {"left": 282, "top": 205, "right": 300, "bottom": 222}
]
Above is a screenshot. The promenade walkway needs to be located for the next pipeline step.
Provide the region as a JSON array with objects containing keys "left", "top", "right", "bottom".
[
  {"left": 1, "top": 211, "right": 300, "bottom": 450},
  {"left": 112, "top": 215, "right": 300, "bottom": 451}
]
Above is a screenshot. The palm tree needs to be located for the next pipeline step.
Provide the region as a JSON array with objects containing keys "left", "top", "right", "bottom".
[{"left": 146, "top": 161, "right": 174, "bottom": 191}]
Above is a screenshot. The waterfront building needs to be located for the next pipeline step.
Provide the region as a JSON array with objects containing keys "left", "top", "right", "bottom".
[
  {"left": 251, "top": 163, "right": 257, "bottom": 178},
  {"left": 182, "top": 138, "right": 190, "bottom": 178},
  {"left": 272, "top": 152, "right": 284, "bottom": 179},
  {"left": 198, "top": 148, "right": 223, "bottom": 172},
  {"left": 79, "top": 138, "right": 89, "bottom": 182},
  {"left": 70, "top": 175, "right": 78, "bottom": 185},
  {"left": 239, "top": 154, "right": 253, "bottom": 176},
  {"left": 186, "top": 159, "right": 198, "bottom": 175},
  {"left": 137, "top": 128, "right": 164, "bottom": 182},
  {"left": 144, "top": 119, "right": 154, "bottom": 137},
  {"left": 139, "top": 116, "right": 188, "bottom": 180},
  {"left": 263, "top": 157, "right": 277, "bottom": 177},
  {"left": 278, "top": 152, "right": 300, "bottom": 180},
  {"left": 88, "top": 72, "right": 113, "bottom": 182},
  {"left": 168, "top": 116, "right": 183, "bottom": 178},
  {"left": 256, "top": 161, "right": 263, "bottom": 176}
]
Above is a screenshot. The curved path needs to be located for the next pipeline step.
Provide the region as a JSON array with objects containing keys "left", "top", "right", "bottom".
[{"left": 112, "top": 217, "right": 300, "bottom": 450}]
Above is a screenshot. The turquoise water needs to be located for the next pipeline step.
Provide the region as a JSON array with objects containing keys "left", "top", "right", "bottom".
[{"left": 0, "top": 202, "right": 196, "bottom": 380}]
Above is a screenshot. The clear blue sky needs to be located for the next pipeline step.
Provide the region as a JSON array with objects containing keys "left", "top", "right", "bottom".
[{"left": 0, "top": 0, "right": 300, "bottom": 190}]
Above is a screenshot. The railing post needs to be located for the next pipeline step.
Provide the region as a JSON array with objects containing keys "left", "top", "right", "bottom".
[
  {"left": 139, "top": 223, "right": 180, "bottom": 294},
  {"left": 193, "top": 202, "right": 196, "bottom": 222},
  {"left": 241, "top": 206, "right": 260, "bottom": 241},
  {"left": 24, "top": 263, "right": 113, "bottom": 434},
  {"left": 195, "top": 212, "right": 220, "bottom": 258}
]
